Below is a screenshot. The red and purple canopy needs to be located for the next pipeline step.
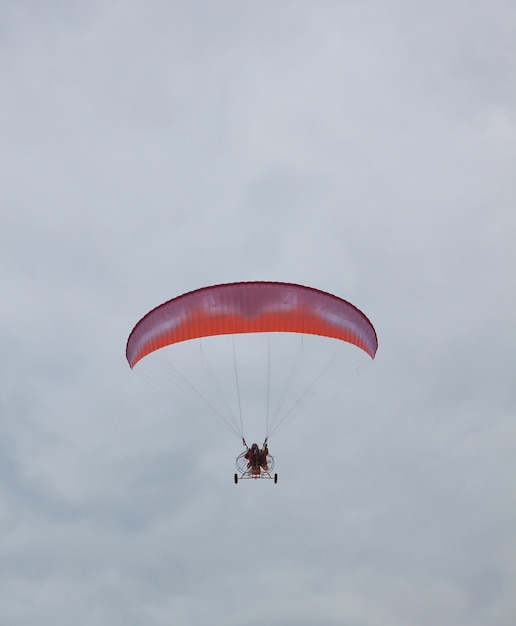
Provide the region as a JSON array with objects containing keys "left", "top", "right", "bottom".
[{"left": 126, "top": 282, "right": 378, "bottom": 368}]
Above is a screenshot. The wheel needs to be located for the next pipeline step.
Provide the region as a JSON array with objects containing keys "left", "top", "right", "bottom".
[
  {"left": 234, "top": 473, "right": 239, "bottom": 484},
  {"left": 274, "top": 473, "right": 278, "bottom": 484}
]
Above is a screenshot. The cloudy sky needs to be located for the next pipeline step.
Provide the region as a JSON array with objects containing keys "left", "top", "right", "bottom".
[{"left": 2, "top": 1, "right": 515, "bottom": 624}]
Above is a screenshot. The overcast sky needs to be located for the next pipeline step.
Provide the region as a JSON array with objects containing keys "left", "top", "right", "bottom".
[{"left": 1, "top": 1, "right": 515, "bottom": 625}]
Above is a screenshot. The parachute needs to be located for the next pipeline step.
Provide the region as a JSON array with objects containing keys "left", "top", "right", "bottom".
[
  {"left": 126, "top": 282, "right": 377, "bottom": 367},
  {"left": 126, "top": 281, "right": 377, "bottom": 440}
]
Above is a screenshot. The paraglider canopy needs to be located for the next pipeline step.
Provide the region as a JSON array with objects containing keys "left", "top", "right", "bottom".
[{"left": 126, "top": 281, "right": 378, "bottom": 368}]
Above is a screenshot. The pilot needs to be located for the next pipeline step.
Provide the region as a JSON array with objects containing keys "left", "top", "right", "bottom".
[{"left": 245, "top": 443, "right": 269, "bottom": 471}]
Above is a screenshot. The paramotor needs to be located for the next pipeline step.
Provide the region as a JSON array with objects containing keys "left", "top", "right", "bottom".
[{"left": 126, "top": 281, "right": 378, "bottom": 482}]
